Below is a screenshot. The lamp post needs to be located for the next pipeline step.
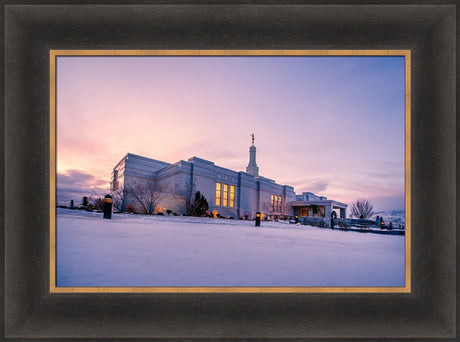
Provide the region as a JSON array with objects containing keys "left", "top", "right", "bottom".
[
  {"left": 255, "top": 212, "right": 261, "bottom": 227},
  {"left": 103, "top": 195, "right": 112, "bottom": 219}
]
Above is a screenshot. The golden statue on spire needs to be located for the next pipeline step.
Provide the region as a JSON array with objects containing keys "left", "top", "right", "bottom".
[{"left": 251, "top": 133, "right": 254, "bottom": 145}]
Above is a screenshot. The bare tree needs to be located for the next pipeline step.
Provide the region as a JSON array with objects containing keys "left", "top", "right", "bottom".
[
  {"left": 111, "top": 187, "right": 125, "bottom": 212},
  {"left": 279, "top": 197, "right": 292, "bottom": 219},
  {"left": 350, "top": 198, "right": 376, "bottom": 219},
  {"left": 181, "top": 177, "right": 196, "bottom": 215},
  {"left": 124, "top": 178, "right": 167, "bottom": 215},
  {"left": 261, "top": 195, "right": 288, "bottom": 219},
  {"left": 91, "top": 186, "right": 125, "bottom": 212},
  {"left": 261, "top": 197, "right": 275, "bottom": 219}
]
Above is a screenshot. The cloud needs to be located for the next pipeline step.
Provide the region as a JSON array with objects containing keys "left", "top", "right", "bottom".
[
  {"left": 309, "top": 181, "right": 329, "bottom": 193},
  {"left": 57, "top": 170, "right": 110, "bottom": 204},
  {"left": 295, "top": 180, "right": 329, "bottom": 194},
  {"left": 58, "top": 170, "right": 95, "bottom": 185},
  {"left": 283, "top": 177, "right": 329, "bottom": 192},
  {"left": 368, "top": 193, "right": 405, "bottom": 211}
]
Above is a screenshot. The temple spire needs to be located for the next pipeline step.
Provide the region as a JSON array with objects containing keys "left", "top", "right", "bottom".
[{"left": 246, "top": 134, "right": 259, "bottom": 176}]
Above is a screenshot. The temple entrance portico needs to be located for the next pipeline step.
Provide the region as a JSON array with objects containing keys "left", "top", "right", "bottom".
[{"left": 291, "top": 200, "right": 348, "bottom": 219}]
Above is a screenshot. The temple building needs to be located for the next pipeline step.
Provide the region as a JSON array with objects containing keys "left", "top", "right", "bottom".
[{"left": 111, "top": 136, "right": 347, "bottom": 219}]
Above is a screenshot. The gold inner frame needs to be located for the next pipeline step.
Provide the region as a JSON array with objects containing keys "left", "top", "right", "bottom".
[{"left": 50, "top": 49, "right": 411, "bottom": 293}]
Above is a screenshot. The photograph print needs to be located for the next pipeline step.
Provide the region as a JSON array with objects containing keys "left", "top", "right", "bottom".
[{"left": 53, "top": 51, "right": 408, "bottom": 291}]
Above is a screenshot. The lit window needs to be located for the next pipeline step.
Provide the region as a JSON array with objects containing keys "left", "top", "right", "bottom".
[
  {"left": 223, "top": 184, "right": 228, "bottom": 206},
  {"left": 216, "top": 183, "right": 221, "bottom": 206},
  {"left": 275, "top": 195, "right": 278, "bottom": 211},
  {"left": 230, "top": 185, "right": 235, "bottom": 207},
  {"left": 279, "top": 196, "right": 282, "bottom": 212},
  {"left": 271, "top": 194, "right": 274, "bottom": 212}
]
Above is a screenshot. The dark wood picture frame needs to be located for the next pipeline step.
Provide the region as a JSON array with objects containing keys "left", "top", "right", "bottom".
[{"left": 2, "top": 2, "right": 456, "bottom": 339}]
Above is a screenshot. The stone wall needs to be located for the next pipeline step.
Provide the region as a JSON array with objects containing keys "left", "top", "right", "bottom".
[{"left": 113, "top": 153, "right": 298, "bottom": 219}]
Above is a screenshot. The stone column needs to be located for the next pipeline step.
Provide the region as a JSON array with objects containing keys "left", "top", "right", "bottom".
[{"left": 325, "top": 204, "right": 333, "bottom": 218}]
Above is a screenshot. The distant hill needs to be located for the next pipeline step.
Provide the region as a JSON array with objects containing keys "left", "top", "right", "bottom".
[{"left": 372, "top": 210, "right": 405, "bottom": 225}]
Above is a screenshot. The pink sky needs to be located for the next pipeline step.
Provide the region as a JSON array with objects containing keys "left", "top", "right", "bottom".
[{"left": 56, "top": 56, "right": 405, "bottom": 211}]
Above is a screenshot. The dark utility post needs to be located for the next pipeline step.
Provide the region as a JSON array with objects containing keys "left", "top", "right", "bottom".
[
  {"left": 103, "top": 194, "right": 112, "bottom": 219},
  {"left": 331, "top": 211, "right": 337, "bottom": 229},
  {"left": 255, "top": 212, "right": 261, "bottom": 227}
]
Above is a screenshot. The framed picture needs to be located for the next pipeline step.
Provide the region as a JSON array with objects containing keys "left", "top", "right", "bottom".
[
  {"left": 50, "top": 49, "right": 410, "bottom": 294},
  {"left": 3, "top": 2, "right": 456, "bottom": 339}
]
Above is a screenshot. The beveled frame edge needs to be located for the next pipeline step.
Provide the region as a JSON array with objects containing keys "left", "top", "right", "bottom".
[{"left": 49, "top": 49, "right": 411, "bottom": 294}]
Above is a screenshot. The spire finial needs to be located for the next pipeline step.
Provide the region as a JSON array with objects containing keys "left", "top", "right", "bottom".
[{"left": 246, "top": 133, "right": 259, "bottom": 176}]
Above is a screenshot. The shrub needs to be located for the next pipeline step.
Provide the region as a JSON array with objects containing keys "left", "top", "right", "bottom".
[
  {"left": 157, "top": 212, "right": 164, "bottom": 215},
  {"left": 93, "top": 198, "right": 105, "bottom": 211},
  {"left": 166, "top": 210, "right": 172, "bottom": 216},
  {"left": 126, "top": 204, "right": 136, "bottom": 213},
  {"left": 338, "top": 221, "right": 350, "bottom": 229}
]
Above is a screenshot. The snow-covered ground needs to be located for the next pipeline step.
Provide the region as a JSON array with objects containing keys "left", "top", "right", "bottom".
[{"left": 56, "top": 209, "right": 405, "bottom": 287}]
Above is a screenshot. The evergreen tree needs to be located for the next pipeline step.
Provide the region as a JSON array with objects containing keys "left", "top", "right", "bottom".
[
  {"left": 82, "top": 196, "right": 88, "bottom": 208},
  {"left": 190, "top": 191, "right": 209, "bottom": 217}
]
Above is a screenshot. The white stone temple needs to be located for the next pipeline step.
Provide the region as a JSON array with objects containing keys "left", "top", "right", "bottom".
[{"left": 111, "top": 136, "right": 347, "bottom": 219}]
